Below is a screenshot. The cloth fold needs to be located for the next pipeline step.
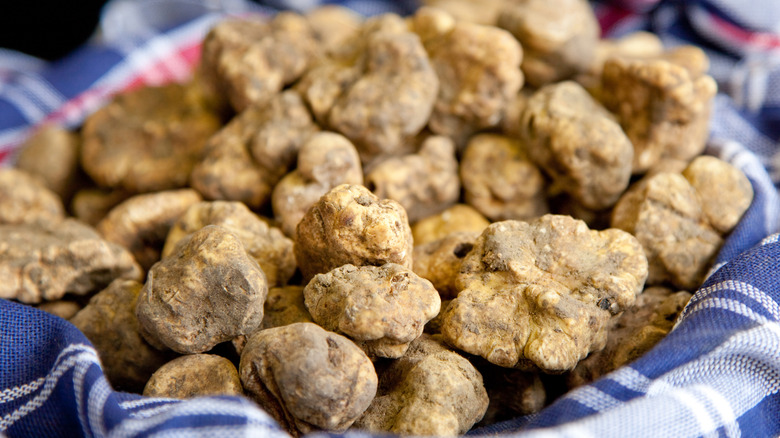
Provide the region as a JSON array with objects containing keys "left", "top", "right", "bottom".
[{"left": 2, "top": 1, "right": 780, "bottom": 437}]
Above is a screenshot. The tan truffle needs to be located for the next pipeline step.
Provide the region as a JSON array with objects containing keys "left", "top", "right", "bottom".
[
  {"left": 425, "top": 20, "right": 523, "bottom": 146},
  {"left": 567, "top": 286, "right": 692, "bottom": 388},
  {"left": 200, "top": 13, "right": 319, "bottom": 112},
  {"left": 143, "top": 354, "right": 243, "bottom": 398},
  {"left": 0, "top": 219, "right": 142, "bottom": 304},
  {"left": 441, "top": 215, "right": 648, "bottom": 373},
  {"left": 239, "top": 323, "right": 377, "bottom": 436},
  {"left": 97, "top": 189, "right": 203, "bottom": 271},
  {"left": 601, "top": 46, "right": 717, "bottom": 173},
  {"left": 366, "top": 135, "right": 460, "bottom": 223},
  {"left": 611, "top": 172, "right": 724, "bottom": 290},
  {"left": 682, "top": 155, "right": 753, "bottom": 234},
  {"left": 191, "top": 90, "right": 318, "bottom": 209},
  {"left": 460, "top": 134, "right": 548, "bottom": 221},
  {"left": 272, "top": 132, "right": 363, "bottom": 237},
  {"left": 136, "top": 225, "right": 268, "bottom": 354},
  {"left": 71, "top": 280, "right": 172, "bottom": 392},
  {"left": 81, "top": 83, "right": 221, "bottom": 193},
  {"left": 413, "top": 231, "right": 480, "bottom": 299},
  {"left": 71, "top": 188, "right": 132, "bottom": 227},
  {"left": 0, "top": 168, "right": 65, "bottom": 226},
  {"left": 412, "top": 204, "right": 490, "bottom": 246},
  {"left": 305, "top": 5, "right": 363, "bottom": 54},
  {"left": 15, "top": 124, "right": 81, "bottom": 200},
  {"left": 294, "top": 184, "right": 414, "bottom": 283},
  {"left": 520, "top": 81, "right": 634, "bottom": 210},
  {"left": 354, "top": 334, "right": 488, "bottom": 436},
  {"left": 163, "top": 201, "right": 295, "bottom": 287},
  {"left": 36, "top": 300, "right": 82, "bottom": 320},
  {"left": 328, "top": 21, "right": 440, "bottom": 164},
  {"left": 304, "top": 263, "right": 441, "bottom": 359},
  {"left": 420, "top": 0, "right": 508, "bottom": 25},
  {"left": 497, "top": 0, "right": 599, "bottom": 87},
  {"left": 297, "top": 14, "right": 438, "bottom": 164}
]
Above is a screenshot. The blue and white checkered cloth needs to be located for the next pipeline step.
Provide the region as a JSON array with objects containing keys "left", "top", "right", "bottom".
[{"left": 2, "top": 0, "right": 780, "bottom": 436}]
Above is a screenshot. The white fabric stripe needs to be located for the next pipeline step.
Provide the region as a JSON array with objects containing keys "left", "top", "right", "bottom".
[
  {"left": 108, "top": 398, "right": 278, "bottom": 438},
  {"left": 0, "top": 49, "right": 45, "bottom": 72},
  {"left": 0, "top": 347, "right": 100, "bottom": 430},
  {"left": 147, "top": 424, "right": 291, "bottom": 438},
  {"left": 669, "top": 388, "right": 716, "bottom": 435},
  {"left": 760, "top": 233, "right": 780, "bottom": 246},
  {"left": 15, "top": 74, "right": 65, "bottom": 110},
  {"left": 684, "top": 280, "right": 780, "bottom": 320},
  {"left": 73, "top": 360, "right": 92, "bottom": 438},
  {"left": 606, "top": 366, "right": 653, "bottom": 394},
  {"left": 0, "top": 378, "right": 44, "bottom": 404},
  {"left": 691, "top": 386, "right": 739, "bottom": 438},
  {"left": 683, "top": 297, "right": 770, "bottom": 324},
  {"left": 143, "top": 33, "right": 193, "bottom": 82},
  {"left": 127, "top": 403, "right": 179, "bottom": 419},
  {"left": 0, "top": 344, "right": 94, "bottom": 404},
  {"left": 567, "top": 386, "right": 622, "bottom": 413},
  {"left": 119, "top": 397, "right": 177, "bottom": 410},
  {"left": 0, "top": 84, "right": 46, "bottom": 122},
  {"left": 87, "top": 378, "right": 111, "bottom": 438}
]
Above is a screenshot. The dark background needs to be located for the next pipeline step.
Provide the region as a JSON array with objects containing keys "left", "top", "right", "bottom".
[{"left": 0, "top": 1, "right": 110, "bottom": 60}]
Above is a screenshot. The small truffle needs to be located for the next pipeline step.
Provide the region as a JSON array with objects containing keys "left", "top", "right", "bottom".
[
  {"left": 354, "top": 335, "right": 488, "bottom": 436},
  {"left": 136, "top": 225, "right": 268, "bottom": 354},
  {"left": 239, "top": 323, "right": 377, "bottom": 436},
  {"left": 143, "top": 354, "right": 243, "bottom": 398},
  {"left": 460, "top": 134, "right": 548, "bottom": 221},
  {"left": 441, "top": 215, "right": 648, "bottom": 373},
  {"left": 272, "top": 132, "right": 363, "bottom": 237},
  {"left": 294, "top": 184, "right": 414, "bottom": 283},
  {"left": 411, "top": 204, "right": 490, "bottom": 245},
  {"left": 304, "top": 263, "right": 441, "bottom": 359},
  {"left": 0, "top": 168, "right": 65, "bottom": 226},
  {"left": 413, "top": 231, "right": 480, "bottom": 299},
  {"left": 71, "top": 280, "right": 173, "bottom": 392},
  {"left": 163, "top": 201, "right": 296, "bottom": 287},
  {"left": 97, "top": 189, "right": 203, "bottom": 271},
  {"left": 15, "top": 124, "right": 81, "bottom": 200},
  {"left": 366, "top": 135, "right": 460, "bottom": 223}
]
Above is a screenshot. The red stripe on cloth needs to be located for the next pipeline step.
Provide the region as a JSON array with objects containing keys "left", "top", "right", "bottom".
[
  {"left": 708, "top": 11, "right": 780, "bottom": 50},
  {"left": 594, "top": 5, "right": 635, "bottom": 37}
]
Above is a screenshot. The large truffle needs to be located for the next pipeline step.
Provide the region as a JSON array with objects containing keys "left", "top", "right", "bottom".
[
  {"left": 497, "top": 0, "right": 599, "bottom": 87},
  {"left": 239, "top": 323, "right": 377, "bottom": 436},
  {"left": 0, "top": 168, "right": 65, "bottom": 226},
  {"left": 304, "top": 263, "right": 441, "bottom": 358},
  {"left": 600, "top": 46, "right": 717, "bottom": 173},
  {"left": 294, "top": 184, "right": 413, "bottom": 283},
  {"left": 0, "top": 219, "right": 142, "bottom": 304},
  {"left": 136, "top": 225, "right": 268, "bottom": 354},
  {"left": 81, "top": 83, "right": 221, "bottom": 193},
  {"left": 425, "top": 20, "right": 523, "bottom": 146},
  {"left": 520, "top": 81, "right": 634, "bottom": 210},
  {"left": 191, "top": 90, "right": 318, "bottom": 209},
  {"left": 441, "top": 215, "right": 648, "bottom": 373}
]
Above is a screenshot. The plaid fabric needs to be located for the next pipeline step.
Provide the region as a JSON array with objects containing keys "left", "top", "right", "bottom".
[{"left": 1, "top": 1, "right": 780, "bottom": 437}]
